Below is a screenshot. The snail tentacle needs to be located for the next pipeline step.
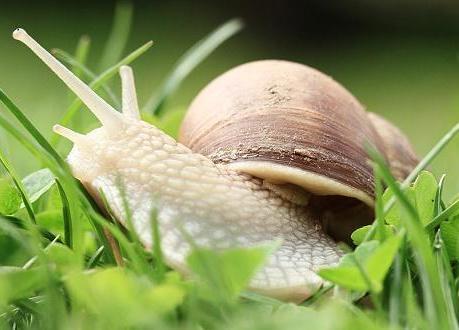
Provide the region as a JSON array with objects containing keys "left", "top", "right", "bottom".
[
  {"left": 120, "top": 65, "right": 141, "bottom": 119},
  {"left": 13, "top": 28, "right": 123, "bottom": 133},
  {"left": 53, "top": 124, "right": 89, "bottom": 146}
]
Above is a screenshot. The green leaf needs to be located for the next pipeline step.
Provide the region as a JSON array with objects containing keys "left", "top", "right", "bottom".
[
  {"left": 384, "top": 171, "right": 437, "bottom": 227},
  {"left": 45, "top": 185, "right": 63, "bottom": 211},
  {"left": 144, "top": 282, "right": 185, "bottom": 314},
  {"left": 351, "top": 224, "right": 395, "bottom": 245},
  {"left": 65, "top": 268, "right": 185, "bottom": 327},
  {"left": 0, "top": 178, "right": 21, "bottom": 215},
  {"left": 383, "top": 186, "right": 415, "bottom": 227},
  {"left": 36, "top": 210, "right": 64, "bottom": 235},
  {"left": 187, "top": 243, "right": 277, "bottom": 301},
  {"left": 412, "top": 171, "right": 437, "bottom": 225},
  {"left": 45, "top": 243, "right": 80, "bottom": 273},
  {"left": 22, "top": 168, "right": 55, "bottom": 204},
  {"left": 0, "top": 267, "right": 45, "bottom": 304},
  {"left": 440, "top": 217, "right": 459, "bottom": 261},
  {"left": 319, "top": 234, "right": 403, "bottom": 292}
]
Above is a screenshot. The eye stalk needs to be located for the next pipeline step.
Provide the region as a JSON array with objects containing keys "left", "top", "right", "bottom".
[
  {"left": 120, "top": 65, "right": 141, "bottom": 120},
  {"left": 12, "top": 28, "right": 124, "bottom": 133},
  {"left": 52, "top": 124, "right": 89, "bottom": 146}
]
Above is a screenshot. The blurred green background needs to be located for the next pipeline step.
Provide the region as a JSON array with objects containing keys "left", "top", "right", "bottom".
[{"left": 0, "top": 0, "right": 458, "bottom": 198}]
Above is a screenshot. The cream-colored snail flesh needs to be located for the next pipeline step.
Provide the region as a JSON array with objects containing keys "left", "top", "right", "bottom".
[{"left": 13, "top": 28, "right": 418, "bottom": 302}]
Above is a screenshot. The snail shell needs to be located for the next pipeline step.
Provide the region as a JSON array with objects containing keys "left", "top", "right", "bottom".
[{"left": 180, "top": 60, "right": 418, "bottom": 207}]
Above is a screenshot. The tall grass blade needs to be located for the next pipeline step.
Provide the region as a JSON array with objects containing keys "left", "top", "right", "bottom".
[
  {"left": 0, "top": 89, "right": 66, "bottom": 169},
  {"left": 150, "top": 209, "right": 166, "bottom": 281},
  {"left": 98, "top": 2, "right": 133, "bottom": 70},
  {"left": 86, "top": 246, "right": 105, "bottom": 268},
  {"left": 434, "top": 231, "right": 459, "bottom": 328},
  {"left": 72, "top": 35, "right": 91, "bottom": 78},
  {"left": 55, "top": 179, "right": 72, "bottom": 248},
  {"left": 402, "top": 123, "right": 459, "bottom": 188},
  {"left": 374, "top": 166, "right": 386, "bottom": 242},
  {"left": 0, "top": 115, "right": 43, "bottom": 160},
  {"left": 143, "top": 18, "right": 244, "bottom": 115},
  {"left": 425, "top": 200, "right": 459, "bottom": 230},
  {"left": 87, "top": 209, "right": 147, "bottom": 275},
  {"left": 434, "top": 174, "right": 446, "bottom": 216},
  {"left": 53, "top": 48, "right": 120, "bottom": 107},
  {"left": 116, "top": 178, "right": 152, "bottom": 276}
]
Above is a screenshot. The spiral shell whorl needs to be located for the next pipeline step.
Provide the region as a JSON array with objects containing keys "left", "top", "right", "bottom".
[{"left": 179, "top": 60, "right": 398, "bottom": 205}]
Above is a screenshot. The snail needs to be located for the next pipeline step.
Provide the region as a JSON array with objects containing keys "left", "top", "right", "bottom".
[{"left": 13, "top": 28, "right": 418, "bottom": 302}]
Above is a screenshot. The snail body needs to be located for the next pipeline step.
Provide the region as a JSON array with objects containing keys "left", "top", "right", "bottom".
[{"left": 14, "top": 29, "right": 417, "bottom": 302}]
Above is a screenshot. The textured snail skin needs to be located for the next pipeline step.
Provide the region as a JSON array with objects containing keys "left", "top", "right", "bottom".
[{"left": 70, "top": 118, "right": 342, "bottom": 302}]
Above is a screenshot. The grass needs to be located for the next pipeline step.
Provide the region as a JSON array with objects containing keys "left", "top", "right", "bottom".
[{"left": 0, "top": 6, "right": 459, "bottom": 329}]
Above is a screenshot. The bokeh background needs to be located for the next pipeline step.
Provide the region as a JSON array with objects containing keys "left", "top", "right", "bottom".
[{"left": 0, "top": 0, "right": 458, "bottom": 198}]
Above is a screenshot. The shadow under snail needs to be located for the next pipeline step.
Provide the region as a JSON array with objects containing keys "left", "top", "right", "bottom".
[{"left": 13, "top": 28, "right": 418, "bottom": 302}]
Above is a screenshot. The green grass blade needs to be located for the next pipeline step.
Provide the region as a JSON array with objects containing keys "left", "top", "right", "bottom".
[
  {"left": 0, "top": 115, "right": 43, "bottom": 160},
  {"left": 434, "top": 231, "right": 459, "bottom": 328},
  {"left": 374, "top": 166, "right": 386, "bottom": 242},
  {"left": 55, "top": 179, "right": 72, "bottom": 248},
  {"left": 98, "top": 2, "right": 133, "bottom": 70},
  {"left": 302, "top": 284, "right": 334, "bottom": 307},
  {"left": 72, "top": 35, "right": 91, "bottom": 78},
  {"left": 402, "top": 123, "right": 459, "bottom": 188},
  {"left": 53, "top": 48, "right": 120, "bottom": 107},
  {"left": 385, "top": 122, "right": 458, "bottom": 215},
  {"left": 116, "top": 177, "right": 152, "bottom": 276},
  {"left": 86, "top": 246, "right": 104, "bottom": 268},
  {"left": 0, "top": 89, "right": 66, "bottom": 169},
  {"left": 143, "top": 18, "right": 244, "bottom": 115},
  {"left": 81, "top": 190, "right": 117, "bottom": 265},
  {"left": 425, "top": 200, "right": 459, "bottom": 230},
  {"left": 240, "top": 291, "right": 284, "bottom": 307},
  {"left": 1, "top": 88, "right": 106, "bottom": 258},
  {"left": 434, "top": 174, "right": 446, "bottom": 216},
  {"left": 388, "top": 245, "right": 405, "bottom": 326},
  {"left": 151, "top": 209, "right": 166, "bottom": 281},
  {"left": 87, "top": 209, "right": 147, "bottom": 275},
  {"left": 0, "top": 216, "right": 36, "bottom": 255}
]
